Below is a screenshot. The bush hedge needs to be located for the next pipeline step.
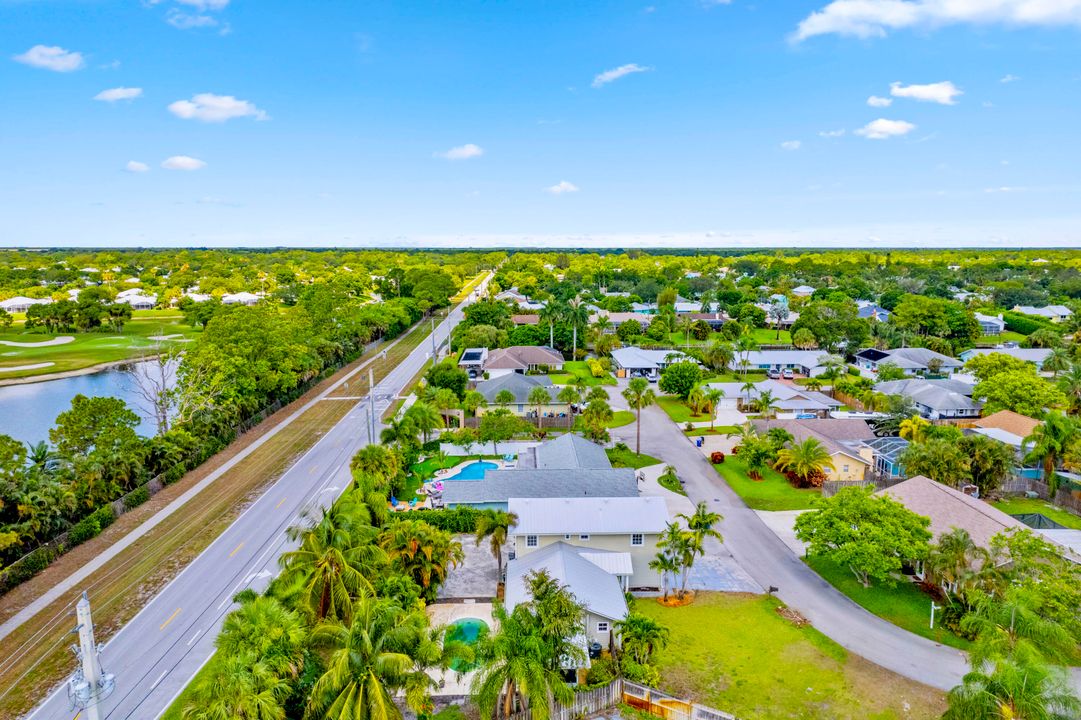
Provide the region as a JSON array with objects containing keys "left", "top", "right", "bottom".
[
  {"left": 1002, "top": 310, "right": 1056, "bottom": 336},
  {"left": 403, "top": 507, "right": 483, "bottom": 533},
  {"left": 124, "top": 486, "right": 150, "bottom": 510}
]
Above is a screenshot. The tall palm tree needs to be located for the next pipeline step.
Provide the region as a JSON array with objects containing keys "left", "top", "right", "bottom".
[
  {"left": 404, "top": 401, "right": 444, "bottom": 444},
  {"left": 306, "top": 595, "right": 443, "bottom": 720},
  {"left": 774, "top": 438, "right": 835, "bottom": 486},
  {"left": 470, "top": 602, "right": 573, "bottom": 720},
  {"left": 649, "top": 552, "right": 681, "bottom": 602},
  {"left": 1023, "top": 411, "right": 1077, "bottom": 497},
  {"left": 527, "top": 385, "right": 552, "bottom": 421},
  {"left": 614, "top": 613, "right": 670, "bottom": 665},
  {"left": 622, "top": 377, "right": 656, "bottom": 454},
  {"left": 704, "top": 388, "right": 724, "bottom": 430},
  {"left": 182, "top": 653, "right": 290, "bottom": 720},
  {"left": 756, "top": 389, "right": 777, "bottom": 420},
  {"left": 475, "top": 509, "right": 518, "bottom": 580},
  {"left": 556, "top": 385, "right": 580, "bottom": 408},
  {"left": 565, "top": 298, "right": 590, "bottom": 359},
  {"left": 735, "top": 335, "right": 759, "bottom": 375},
  {"left": 380, "top": 415, "right": 420, "bottom": 448},
  {"left": 1044, "top": 347, "right": 1071, "bottom": 378},
  {"left": 538, "top": 302, "right": 560, "bottom": 348},
  {"left": 1057, "top": 362, "right": 1081, "bottom": 414}
]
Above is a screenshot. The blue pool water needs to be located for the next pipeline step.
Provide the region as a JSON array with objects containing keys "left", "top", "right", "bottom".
[{"left": 445, "top": 461, "right": 498, "bottom": 481}]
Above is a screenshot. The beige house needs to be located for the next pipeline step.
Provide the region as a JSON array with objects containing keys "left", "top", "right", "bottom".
[
  {"left": 508, "top": 496, "right": 668, "bottom": 589},
  {"left": 474, "top": 374, "right": 568, "bottom": 418},
  {"left": 751, "top": 418, "right": 873, "bottom": 483},
  {"left": 484, "top": 345, "right": 564, "bottom": 379}
]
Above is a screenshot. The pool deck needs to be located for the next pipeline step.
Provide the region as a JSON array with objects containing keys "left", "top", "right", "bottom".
[
  {"left": 433, "top": 458, "right": 510, "bottom": 480},
  {"left": 427, "top": 601, "right": 496, "bottom": 696}
]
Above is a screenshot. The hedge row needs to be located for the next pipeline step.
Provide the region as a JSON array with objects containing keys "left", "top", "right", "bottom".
[
  {"left": 402, "top": 506, "right": 484, "bottom": 534},
  {"left": 1002, "top": 310, "right": 1058, "bottom": 336}
]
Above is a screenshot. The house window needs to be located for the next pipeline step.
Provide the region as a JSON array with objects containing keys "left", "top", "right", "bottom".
[
  {"left": 526, "top": 535, "right": 538, "bottom": 547},
  {"left": 579, "top": 534, "right": 590, "bottom": 541},
  {"left": 564, "top": 534, "right": 572, "bottom": 540},
  {"left": 842, "top": 465, "right": 849, "bottom": 473},
  {"left": 597, "top": 621, "right": 610, "bottom": 633},
  {"left": 631, "top": 533, "right": 644, "bottom": 546}
]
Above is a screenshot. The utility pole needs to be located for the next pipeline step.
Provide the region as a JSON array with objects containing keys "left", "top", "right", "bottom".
[
  {"left": 67, "top": 592, "right": 114, "bottom": 720},
  {"left": 430, "top": 316, "right": 437, "bottom": 365},
  {"left": 368, "top": 367, "right": 376, "bottom": 442}
]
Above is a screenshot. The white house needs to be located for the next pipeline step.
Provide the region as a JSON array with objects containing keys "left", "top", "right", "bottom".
[
  {"left": 974, "top": 313, "right": 1006, "bottom": 336},
  {"left": 706, "top": 378, "right": 840, "bottom": 417},
  {"left": 508, "top": 496, "right": 668, "bottom": 590},
  {"left": 791, "top": 285, "right": 816, "bottom": 298},
  {"left": 1013, "top": 305, "right": 1073, "bottom": 323},
  {"left": 740, "top": 350, "right": 832, "bottom": 377},
  {"left": 117, "top": 293, "right": 157, "bottom": 310},
  {"left": 0, "top": 296, "right": 52, "bottom": 313},
  {"left": 875, "top": 378, "right": 982, "bottom": 420},
  {"left": 854, "top": 347, "right": 963, "bottom": 376},
  {"left": 222, "top": 291, "right": 262, "bottom": 306},
  {"left": 611, "top": 346, "right": 693, "bottom": 380}
]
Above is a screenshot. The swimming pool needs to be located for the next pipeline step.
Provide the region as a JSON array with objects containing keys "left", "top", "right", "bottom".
[
  {"left": 446, "top": 617, "right": 489, "bottom": 671},
  {"left": 444, "top": 461, "right": 498, "bottom": 481}
]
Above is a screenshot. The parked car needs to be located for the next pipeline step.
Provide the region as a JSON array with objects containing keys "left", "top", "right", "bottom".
[
  {"left": 767, "top": 368, "right": 782, "bottom": 379},
  {"left": 782, "top": 368, "right": 794, "bottom": 379}
]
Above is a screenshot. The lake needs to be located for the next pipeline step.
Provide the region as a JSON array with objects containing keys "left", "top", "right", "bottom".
[{"left": 0, "top": 362, "right": 170, "bottom": 445}]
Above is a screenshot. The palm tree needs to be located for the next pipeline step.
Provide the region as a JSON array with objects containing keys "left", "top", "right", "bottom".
[
  {"left": 556, "top": 385, "right": 580, "bottom": 408},
  {"left": 945, "top": 651, "right": 1081, "bottom": 720},
  {"left": 925, "top": 528, "right": 986, "bottom": 603},
  {"left": 565, "top": 298, "right": 591, "bottom": 359},
  {"left": 379, "top": 519, "right": 465, "bottom": 601},
  {"left": 306, "top": 595, "right": 442, "bottom": 720},
  {"left": 430, "top": 387, "right": 460, "bottom": 427},
  {"left": 804, "top": 377, "right": 823, "bottom": 392},
  {"left": 25, "top": 440, "right": 58, "bottom": 475},
  {"left": 649, "top": 552, "right": 681, "bottom": 602},
  {"left": 218, "top": 595, "right": 307, "bottom": 679},
  {"left": 538, "top": 303, "right": 560, "bottom": 348},
  {"left": 404, "top": 401, "right": 444, "bottom": 444},
  {"left": 658, "top": 522, "right": 700, "bottom": 599},
  {"left": 380, "top": 415, "right": 420, "bottom": 448},
  {"left": 463, "top": 390, "right": 488, "bottom": 417},
  {"left": 475, "top": 509, "right": 518, "bottom": 580},
  {"left": 705, "top": 388, "right": 724, "bottom": 430},
  {"left": 614, "top": 613, "right": 670, "bottom": 665},
  {"left": 774, "top": 438, "right": 835, "bottom": 486},
  {"left": 182, "top": 653, "right": 290, "bottom": 720},
  {"left": 735, "top": 335, "right": 758, "bottom": 375},
  {"left": 527, "top": 385, "right": 552, "bottom": 421},
  {"left": 756, "top": 389, "right": 777, "bottom": 420},
  {"left": 1044, "top": 347, "right": 1071, "bottom": 377},
  {"left": 687, "top": 385, "right": 706, "bottom": 415},
  {"left": 702, "top": 339, "right": 733, "bottom": 373},
  {"left": 622, "top": 377, "right": 656, "bottom": 454},
  {"left": 899, "top": 415, "right": 930, "bottom": 442},
  {"left": 470, "top": 602, "right": 573, "bottom": 720},
  {"left": 1023, "top": 411, "right": 1077, "bottom": 497},
  {"left": 1058, "top": 362, "right": 1081, "bottom": 414},
  {"left": 350, "top": 444, "right": 402, "bottom": 491},
  {"left": 495, "top": 389, "right": 515, "bottom": 408}
]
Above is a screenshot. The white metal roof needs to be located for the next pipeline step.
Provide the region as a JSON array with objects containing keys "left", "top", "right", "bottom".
[
  {"left": 578, "top": 551, "right": 634, "bottom": 576},
  {"left": 509, "top": 496, "right": 668, "bottom": 536}
]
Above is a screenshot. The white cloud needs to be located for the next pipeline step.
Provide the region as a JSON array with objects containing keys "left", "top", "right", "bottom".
[
  {"left": 890, "top": 80, "right": 963, "bottom": 105},
  {"left": 855, "top": 118, "right": 917, "bottom": 139},
  {"left": 867, "top": 95, "right": 893, "bottom": 107},
  {"left": 781, "top": 140, "right": 802, "bottom": 150},
  {"left": 1000, "top": 73, "right": 1020, "bottom": 83},
  {"left": 168, "top": 93, "right": 268, "bottom": 122},
  {"left": 175, "top": 0, "right": 229, "bottom": 9},
  {"left": 94, "top": 87, "right": 143, "bottom": 102},
  {"left": 162, "top": 156, "right": 206, "bottom": 171},
  {"left": 125, "top": 161, "right": 150, "bottom": 173},
  {"left": 819, "top": 129, "right": 846, "bottom": 137},
  {"left": 592, "top": 63, "right": 652, "bottom": 88},
  {"left": 545, "top": 180, "right": 579, "bottom": 195},
  {"left": 985, "top": 186, "right": 1023, "bottom": 193},
  {"left": 794, "top": 0, "right": 1081, "bottom": 41},
  {"left": 13, "top": 45, "right": 84, "bottom": 72},
  {"left": 436, "top": 143, "right": 484, "bottom": 160},
  {"left": 167, "top": 10, "right": 218, "bottom": 29}
]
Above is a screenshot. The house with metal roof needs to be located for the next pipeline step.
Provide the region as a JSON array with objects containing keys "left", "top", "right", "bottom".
[
  {"left": 0, "top": 296, "right": 52, "bottom": 313},
  {"left": 525, "top": 432, "right": 612, "bottom": 470},
  {"left": 875, "top": 378, "right": 982, "bottom": 420},
  {"left": 791, "top": 285, "right": 816, "bottom": 297},
  {"left": 959, "top": 347, "right": 1054, "bottom": 370},
  {"left": 974, "top": 313, "right": 1006, "bottom": 336},
  {"left": 611, "top": 346, "right": 693, "bottom": 380},
  {"left": 706, "top": 379, "right": 840, "bottom": 416},
  {"left": 440, "top": 467, "right": 638, "bottom": 511},
  {"left": 504, "top": 542, "right": 629, "bottom": 651},
  {"left": 855, "top": 347, "right": 963, "bottom": 377},
  {"left": 740, "top": 350, "right": 833, "bottom": 377},
  {"left": 1013, "top": 305, "right": 1073, "bottom": 323},
  {"left": 509, "top": 496, "right": 667, "bottom": 589}
]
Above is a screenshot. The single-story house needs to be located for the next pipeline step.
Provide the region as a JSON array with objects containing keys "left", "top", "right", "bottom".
[
  {"left": 875, "top": 378, "right": 982, "bottom": 420},
  {"left": 791, "top": 285, "right": 816, "bottom": 298},
  {"left": 611, "top": 346, "right": 693, "bottom": 381},
  {"left": 590, "top": 312, "right": 645, "bottom": 333},
  {"left": 511, "top": 314, "right": 541, "bottom": 326},
  {"left": 750, "top": 418, "right": 874, "bottom": 482},
  {"left": 519, "top": 432, "right": 613, "bottom": 470},
  {"left": 222, "top": 291, "right": 261, "bottom": 306},
  {"left": 879, "top": 475, "right": 1026, "bottom": 547},
  {"left": 505, "top": 542, "right": 628, "bottom": 652},
  {"left": 754, "top": 304, "right": 799, "bottom": 327},
  {"left": 0, "top": 296, "right": 52, "bottom": 313},
  {"left": 740, "top": 350, "right": 832, "bottom": 377},
  {"left": 117, "top": 294, "right": 157, "bottom": 310},
  {"left": 974, "top": 313, "right": 1006, "bottom": 336},
  {"left": 1013, "top": 305, "right": 1073, "bottom": 323},
  {"left": 958, "top": 347, "right": 1054, "bottom": 371},
  {"left": 706, "top": 379, "right": 840, "bottom": 417},
  {"left": 679, "top": 312, "right": 728, "bottom": 329},
  {"left": 509, "top": 496, "right": 668, "bottom": 588},
  {"left": 864, "top": 436, "right": 910, "bottom": 480},
  {"left": 474, "top": 374, "right": 566, "bottom": 417},
  {"left": 856, "top": 302, "right": 891, "bottom": 322},
  {"left": 968, "top": 410, "right": 1042, "bottom": 453},
  {"left": 484, "top": 346, "right": 564, "bottom": 378},
  {"left": 854, "top": 347, "right": 963, "bottom": 376},
  {"left": 441, "top": 467, "right": 639, "bottom": 511},
  {"left": 458, "top": 347, "right": 488, "bottom": 374},
  {"left": 495, "top": 288, "right": 529, "bottom": 304}
]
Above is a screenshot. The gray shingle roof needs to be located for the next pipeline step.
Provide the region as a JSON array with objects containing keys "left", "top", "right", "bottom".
[
  {"left": 442, "top": 468, "right": 638, "bottom": 505},
  {"left": 534, "top": 433, "right": 612, "bottom": 469},
  {"left": 475, "top": 373, "right": 557, "bottom": 403},
  {"left": 505, "top": 542, "right": 628, "bottom": 621},
  {"left": 875, "top": 379, "right": 982, "bottom": 412}
]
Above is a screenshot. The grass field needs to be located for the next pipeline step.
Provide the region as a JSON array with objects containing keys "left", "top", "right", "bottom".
[
  {"left": 991, "top": 496, "right": 1081, "bottom": 530},
  {"left": 685, "top": 425, "right": 740, "bottom": 436},
  {"left": 975, "top": 331, "right": 1027, "bottom": 345},
  {"left": 634, "top": 593, "right": 946, "bottom": 720},
  {"left": 804, "top": 556, "right": 972, "bottom": 651},
  {"left": 700, "top": 372, "right": 768, "bottom": 383},
  {"left": 656, "top": 395, "right": 712, "bottom": 424},
  {"left": 0, "top": 319, "right": 200, "bottom": 379},
  {"left": 747, "top": 327, "right": 792, "bottom": 345},
  {"left": 606, "top": 446, "right": 660, "bottom": 468},
  {"left": 548, "top": 360, "right": 616, "bottom": 386},
  {"left": 712, "top": 455, "right": 820, "bottom": 511}
]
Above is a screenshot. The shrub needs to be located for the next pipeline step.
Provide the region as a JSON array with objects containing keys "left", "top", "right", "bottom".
[
  {"left": 1002, "top": 310, "right": 1055, "bottom": 336},
  {"left": 587, "top": 359, "right": 606, "bottom": 378},
  {"left": 163, "top": 465, "right": 186, "bottom": 485},
  {"left": 582, "top": 654, "right": 618, "bottom": 688},
  {"left": 124, "top": 487, "right": 150, "bottom": 510},
  {"left": 620, "top": 656, "right": 661, "bottom": 686},
  {"left": 421, "top": 439, "right": 441, "bottom": 453},
  {"left": 404, "top": 507, "right": 481, "bottom": 533},
  {"left": 69, "top": 516, "right": 102, "bottom": 546},
  {"left": 710, "top": 451, "right": 725, "bottom": 464},
  {"left": 93, "top": 505, "right": 116, "bottom": 531}
]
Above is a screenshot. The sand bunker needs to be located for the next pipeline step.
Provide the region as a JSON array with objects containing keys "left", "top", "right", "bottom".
[{"left": 0, "top": 336, "right": 75, "bottom": 348}]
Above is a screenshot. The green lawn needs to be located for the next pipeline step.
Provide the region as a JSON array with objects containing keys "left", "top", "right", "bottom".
[
  {"left": 700, "top": 372, "right": 767, "bottom": 383},
  {"left": 634, "top": 593, "right": 946, "bottom": 720},
  {"left": 975, "top": 331, "right": 1027, "bottom": 345},
  {"left": 804, "top": 556, "right": 972, "bottom": 650},
  {"left": 712, "top": 456, "right": 820, "bottom": 511},
  {"left": 403, "top": 454, "right": 498, "bottom": 498},
  {"left": 548, "top": 360, "right": 616, "bottom": 386},
  {"left": 574, "top": 410, "right": 634, "bottom": 431},
  {"left": 656, "top": 395, "right": 712, "bottom": 424},
  {"left": 685, "top": 425, "right": 740, "bottom": 436},
  {"left": 991, "top": 496, "right": 1081, "bottom": 530},
  {"left": 606, "top": 446, "right": 660, "bottom": 469},
  {"left": 658, "top": 470, "right": 686, "bottom": 495},
  {"left": 748, "top": 327, "right": 792, "bottom": 345},
  {"left": 0, "top": 319, "right": 200, "bottom": 379}
]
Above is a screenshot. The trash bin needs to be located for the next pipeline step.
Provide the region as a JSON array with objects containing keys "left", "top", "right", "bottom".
[{"left": 696, "top": 437, "right": 703, "bottom": 448}]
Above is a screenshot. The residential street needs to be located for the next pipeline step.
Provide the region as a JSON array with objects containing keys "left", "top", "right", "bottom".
[{"left": 22, "top": 277, "right": 489, "bottom": 720}]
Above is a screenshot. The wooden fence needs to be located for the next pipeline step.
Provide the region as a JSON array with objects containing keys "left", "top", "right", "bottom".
[
  {"left": 464, "top": 415, "right": 574, "bottom": 430},
  {"left": 505, "top": 679, "right": 737, "bottom": 720}
]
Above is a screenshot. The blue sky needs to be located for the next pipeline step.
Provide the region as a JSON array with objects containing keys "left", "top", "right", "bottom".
[{"left": 2, "top": 0, "right": 1081, "bottom": 248}]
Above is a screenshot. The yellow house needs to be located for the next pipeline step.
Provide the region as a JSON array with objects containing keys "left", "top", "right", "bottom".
[
  {"left": 474, "top": 373, "right": 570, "bottom": 418},
  {"left": 750, "top": 419, "right": 874, "bottom": 482}
]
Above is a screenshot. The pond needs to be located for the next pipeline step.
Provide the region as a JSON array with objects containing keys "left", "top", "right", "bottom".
[{"left": 0, "top": 361, "right": 172, "bottom": 445}]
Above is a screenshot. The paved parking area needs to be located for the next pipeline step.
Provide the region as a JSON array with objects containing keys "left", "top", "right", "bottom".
[
  {"left": 685, "top": 554, "right": 762, "bottom": 593},
  {"left": 438, "top": 533, "right": 505, "bottom": 599}
]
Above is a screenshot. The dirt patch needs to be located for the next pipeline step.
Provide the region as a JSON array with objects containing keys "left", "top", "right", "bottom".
[
  {"left": 775, "top": 606, "right": 810, "bottom": 628},
  {"left": 657, "top": 592, "right": 696, "bottom": 607}
]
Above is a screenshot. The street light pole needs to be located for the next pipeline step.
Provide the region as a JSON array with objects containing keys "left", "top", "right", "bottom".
[{"left": 68, "top": 592, "right": 114, "bottom": 720}]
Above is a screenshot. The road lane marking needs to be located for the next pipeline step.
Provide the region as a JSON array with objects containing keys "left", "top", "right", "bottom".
[
  {"left": 228, "top": 542, "right": 245, "bottom": 558},
  {"left": 151, "top": 670, "right": 168, "bottom": 689},
  {"left": 187, "top": 629, "right": 202, "bottom": 646},
  {"left": 159, "top": 607, "right": 181, "bottom": 631},
  {"left": 308, "top": 465, "right": 319, "bottom": 475},
  {"left": 275, "top": 496, "right": 287, "bottom": 509}
]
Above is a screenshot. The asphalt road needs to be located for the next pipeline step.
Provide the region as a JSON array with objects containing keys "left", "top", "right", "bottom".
[{"left": 26, "top": 277, "right": 488, "bottom": 720}]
